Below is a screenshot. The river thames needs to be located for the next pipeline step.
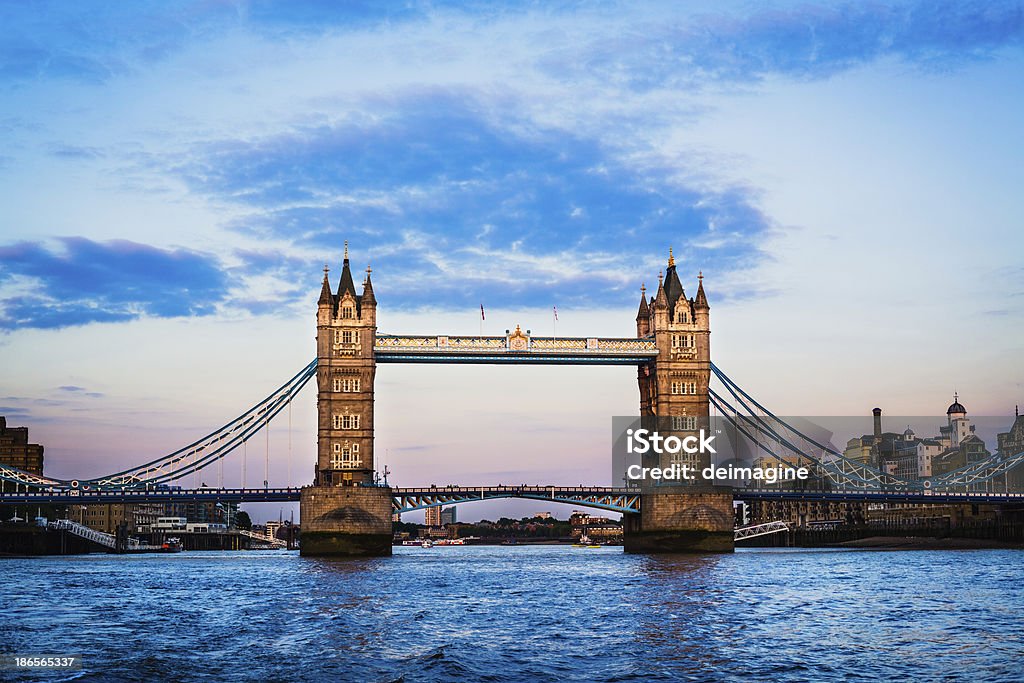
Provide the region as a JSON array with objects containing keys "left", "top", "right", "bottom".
[{"left": 1, "top": 547, "right": 1021, "bottom": 682}]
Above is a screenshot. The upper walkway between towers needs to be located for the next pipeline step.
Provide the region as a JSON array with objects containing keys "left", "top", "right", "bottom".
[{"left": 373, "top": 332, "right": 660, "bottom": 364}]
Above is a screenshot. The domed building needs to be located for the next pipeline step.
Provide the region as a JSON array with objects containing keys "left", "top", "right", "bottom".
[
  {"left": 947, "top": 396, "right": 967, "bottom": 417},
  {"left": 937, "top": 393, "right": 974, "bottom": 450}
]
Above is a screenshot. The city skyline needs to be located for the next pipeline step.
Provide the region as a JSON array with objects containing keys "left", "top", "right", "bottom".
[{"left": 2, "top": 1, "right": 1023, "bottom": 521}]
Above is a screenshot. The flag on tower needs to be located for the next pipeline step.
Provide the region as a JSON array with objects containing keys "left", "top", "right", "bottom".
[
  {"left": 480, "top": 304, "right": 485, "bottom": 321},
  {"left": 553, "top": 305, "right": 558, "bottom": 321}
]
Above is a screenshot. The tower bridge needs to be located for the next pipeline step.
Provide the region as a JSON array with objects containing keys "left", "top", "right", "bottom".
[
  {"left": 299, "top": 243, "right": 726, "bottom": 556},
  {"left": 3, "top": 243, "right": 1023, "bottom": 555}
]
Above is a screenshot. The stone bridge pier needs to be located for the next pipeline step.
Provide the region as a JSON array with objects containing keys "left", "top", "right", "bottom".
[
  {"left": 299, "top": 485, "right": 393, "bottom": 556},
  {"left": 624, "top": 486, "right": 735, "bottom": 553}
]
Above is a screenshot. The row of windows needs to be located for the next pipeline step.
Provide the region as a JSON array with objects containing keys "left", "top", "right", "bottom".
[
  {"left": 334, "top": 329, "right": 357, "bottom": 345},
  {"left": 332, "top": 414, "right": 361, "bottom": 430},
  {"left": 671, "top": 333, "right": 695, "bottom": 349},
  {"left": 331, "top": 442, "right": 361, "bottom": 469},
  {"left": 675, "top": 310, "right": 690, "bottom": 324},
  {"left": 671, "top": 416, "right": 699, "bottom": 431},
  {"left": 332, "top": 378, "right": 361, "bottom": 392},
  {"left": 671, "top": 381, "right": 698, "bottom": 395},
  {"left": 669, "top": 451, "right": 701, "bottom": 466}
]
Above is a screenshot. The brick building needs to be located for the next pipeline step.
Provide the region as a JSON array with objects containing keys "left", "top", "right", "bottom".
[
  {"left": 0, "top": 416, "right": 44, "bottom": 475},
  {"left": 69, "top": 502, "right": 162, "bottom": 534}
]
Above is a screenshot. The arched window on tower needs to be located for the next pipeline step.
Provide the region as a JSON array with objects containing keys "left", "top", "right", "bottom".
[{"left": 341, "top": 305, "right": 355, "bottom": 319}]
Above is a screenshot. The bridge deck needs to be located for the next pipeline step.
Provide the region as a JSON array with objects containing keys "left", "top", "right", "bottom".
[{"left": 3, "top": 486, "right": 1023, "bottom": 507}]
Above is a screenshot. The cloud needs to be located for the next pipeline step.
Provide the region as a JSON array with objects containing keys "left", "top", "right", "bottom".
[
  {"left": 0, "top": 1, "right": 429, "bottom": 86},
  {"left": 4, "top": 1, "right": 1019, "bottom": 321},
  {"left": 544, "top": 1, "right": 1024, "bottom": 90},
  {"left": 56, "top": 386, "right": 104, "bottom": 398},
  {"left": 0, "top": 405, "right": 32, "bottom": 418},
  {"left": 0, "top": 237, "right": 229, "bottom": 330},
  {"left": 184, "top": 93, "right": 772, "bottom": 309},
  {"left": 4, "top": 2, "right": 1020, "bottom": 91},
  {"left": 0, "top": 2, "right": 224, "bottom": 84},
  {"left": 49, "top": 145, "right": 105, "bottom": 160}
]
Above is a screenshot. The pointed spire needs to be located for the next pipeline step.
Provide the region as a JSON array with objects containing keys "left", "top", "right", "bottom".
[
  {"left": 336, "top": 242, "right": 356, "bottom": 297},
  {"left": 695, "top": 270, "right": 709, "bottom": 309},
  {"left": 662, "top": 253, "right": 685, "bottom": 314},
  {"left": 362, "top": 265, "right": 376, "bottom": 306},
  {"left": 318, "top": 263, "right": 333, "bottom": 305},
  {"left": 635, "top": 283, "right": 649, "bottom": 320},
  {"left": 654, "top": 271, "right": 668, "bottom": 309}
]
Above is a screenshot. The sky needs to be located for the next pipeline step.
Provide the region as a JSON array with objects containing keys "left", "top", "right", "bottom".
[{"left": 1, "top": 1, "right": 1022, "bottom": 522}]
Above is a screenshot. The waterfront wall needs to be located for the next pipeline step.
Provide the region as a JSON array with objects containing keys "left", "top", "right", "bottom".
[
  {"left": 738, "top": 519, "right": 1024, "bottom": 548},
  {"left": 0, "top": 525, "right": 102, "bottom": 555}
]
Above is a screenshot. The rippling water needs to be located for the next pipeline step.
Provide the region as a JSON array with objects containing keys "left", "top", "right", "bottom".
[{"left": 1, "top": 547, "right": 1022, "bottom": 682}]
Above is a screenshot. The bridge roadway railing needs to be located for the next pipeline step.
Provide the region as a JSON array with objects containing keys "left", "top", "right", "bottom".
[
  {"left": 0, "top": 487, "right": 304, "bottom": 505},
  {"left": 237, "top": 529, "right": 288, "bottom": 548},
  {"left": 734, "top": 521, "right": 790, "bottom": 541},
  {"left": 50, "top": 519, "right": 120, "bottom": 549},
  {"left": 48, "top": 519, "right": 162, "bottom": 551}
]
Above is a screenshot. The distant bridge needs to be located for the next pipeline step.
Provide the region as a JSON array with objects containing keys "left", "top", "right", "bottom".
[{"left": 392, "top": 486, "right": 641, "bottom": 514}]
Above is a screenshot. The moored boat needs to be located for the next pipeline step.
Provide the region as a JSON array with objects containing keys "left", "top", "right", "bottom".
[{"left": 161, "top": 537, "right": 183, "bottom": 553}]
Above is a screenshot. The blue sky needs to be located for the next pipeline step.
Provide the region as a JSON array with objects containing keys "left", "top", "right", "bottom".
[{"left": 1, "top": 1, "right": 1022, "bottom": 521}]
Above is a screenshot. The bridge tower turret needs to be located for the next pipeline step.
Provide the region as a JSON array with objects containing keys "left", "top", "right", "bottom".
[
  {"left": 315, "top": 242, "right": 377, "bottom": 487},
  {"left": 626, "top": 249, "right": 732, "bottom": 553},
  {"left": 638, "top": 249, "right": 711, "bottom": 432},
  {"left": 302, "top": 242, "right": 392, "bottom": 557},
  {"left": 635, "top": 284, "right": 650, "bottom": 337}
]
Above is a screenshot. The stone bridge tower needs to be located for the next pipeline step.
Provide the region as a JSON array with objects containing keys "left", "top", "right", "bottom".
[
  {"left": 636, "top": 248, "right": 711, "bottom": 442},
  {"left": 314, "top": 243, "right": 377, "bottom": 486},
  {"left": 300, "top": 243, "right": 392, "bottom": 556},
  {"left": 626, "top": 249, "right": 733, "bottom": 553}
]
